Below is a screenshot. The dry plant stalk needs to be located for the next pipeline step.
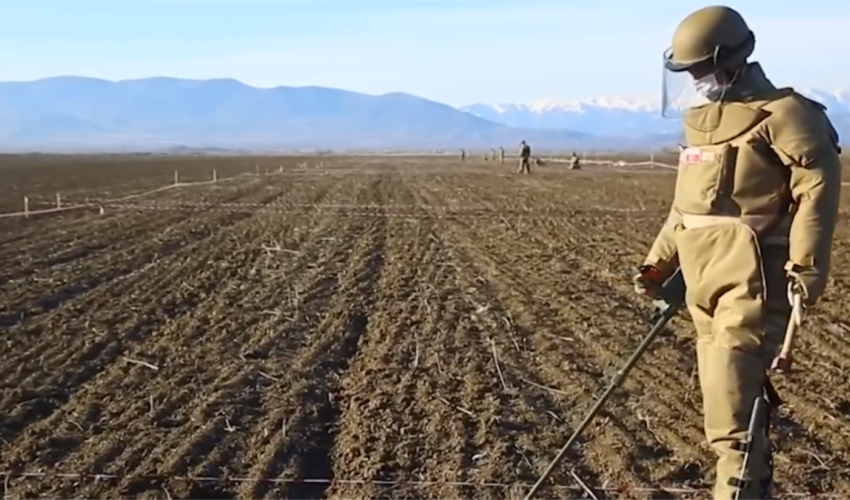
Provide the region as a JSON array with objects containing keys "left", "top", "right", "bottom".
[
  {"left": 437, "top": 396, "right": 476, "bottom": 418},
  {"left": 569, "top": 469, "right": 598, "bottom": 500},
  {"left": 258, "top": 371, "right": 280, "bottom": 382},
  {"left": 490, "top": 339, "right": 508, "bottom": 392},
  {"left": 123, "top": 356, "right": 159, "bottom": 371},
  {"left": 515, "top": 375, "right": 571, "bottom": 397},
  {"left": 412, "top": 332, "right": 421, "bottom": 371}
]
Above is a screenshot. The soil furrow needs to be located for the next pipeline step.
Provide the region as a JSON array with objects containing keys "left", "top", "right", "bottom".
[
  {"left": 212, "top": 175, "right": 393, "bottom": 500},
  {"left": 322, "top": 218, "right": 435, "bottom": 499},
  {"left": 0, "top": 179, "right": 263, "bottom": 267},
  {"left": 0, "top": 188, "right": 302, "bottom": 449},
  {"left": 238, "top": 216, "right": 386, "bottom": 500},
  {"left": 0, "top": 187, "right": 286, "bottom": 328}
]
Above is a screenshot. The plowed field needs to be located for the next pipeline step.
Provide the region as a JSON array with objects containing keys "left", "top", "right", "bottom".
[{"left": 1, "top": 155, "right": 849, "bottom": 499}]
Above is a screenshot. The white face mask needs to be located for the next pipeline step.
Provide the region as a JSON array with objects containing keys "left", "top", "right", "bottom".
[{"left": 693, "top": 73, "right": 730, "bottom": 101}]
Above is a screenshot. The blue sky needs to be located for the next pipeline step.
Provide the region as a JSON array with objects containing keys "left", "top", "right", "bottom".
[{"left": 0, "top": 0, "right": 847, "bottom": 106}]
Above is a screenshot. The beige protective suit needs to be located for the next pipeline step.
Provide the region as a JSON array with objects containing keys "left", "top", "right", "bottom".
[
  {"left": 643, "top": 62, "right": 842, "bottom": 499},
  {"left": 569, "top": 153, "right": 581, "bottom": 170},
  {"left": 518, "top": 141, "right": 531, "bottom": 173}
]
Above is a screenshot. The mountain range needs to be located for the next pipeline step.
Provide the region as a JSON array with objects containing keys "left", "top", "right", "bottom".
[
  {"left": 0, "top": 76, "right": 597, "bottom": 153},
  {"left": 0, "top": 76, "right": 846, "bottom": 152}
]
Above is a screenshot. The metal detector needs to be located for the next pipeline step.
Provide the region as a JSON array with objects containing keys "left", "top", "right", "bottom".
[{"left": 523, "top": 268, "right": 686, "bottom": 499}]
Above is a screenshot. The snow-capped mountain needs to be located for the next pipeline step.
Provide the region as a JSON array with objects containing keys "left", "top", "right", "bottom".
[{"left": 460, "top": 88, "right": 850, "bottom": 138}]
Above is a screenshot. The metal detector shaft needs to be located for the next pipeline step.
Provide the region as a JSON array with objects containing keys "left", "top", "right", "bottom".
[{"left": 523, "top": 269, "right": 686, "bottom": 500}]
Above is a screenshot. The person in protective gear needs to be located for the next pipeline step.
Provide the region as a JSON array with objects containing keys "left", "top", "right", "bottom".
[
  {"left": 569, "top": 152, "right": 581, "bottom": 170},
  {"left": 635, "top": 5, "right": 842, "bottom": 499},
  {"left": 518, "top": 140, "right": 531, "bottom": 173}
]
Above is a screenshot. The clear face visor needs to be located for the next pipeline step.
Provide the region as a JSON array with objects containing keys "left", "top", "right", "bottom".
[{"left": 661, "top": 47, "right": 721, "bottom": 119}]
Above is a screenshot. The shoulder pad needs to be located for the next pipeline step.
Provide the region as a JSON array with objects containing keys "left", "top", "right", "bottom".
[
  {"left": 775, "top": 87, "right": 832, "bottom": 114},
  {"left": 804, "top": 97, "right": 828, "bottom": 112},
  {"left": 761, "top": 91, "right": 822, "bottom": 120},
  {"left": 761, "top": 89, "right": 842, "bottom": 160}
]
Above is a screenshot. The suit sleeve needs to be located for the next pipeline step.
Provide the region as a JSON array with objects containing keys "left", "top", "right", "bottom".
[
  {"left": 644, "top": 205, "right": 681, "bottom": 276},
  {"left": 767, "top": 97, "right": 843, "bottom": 304}
]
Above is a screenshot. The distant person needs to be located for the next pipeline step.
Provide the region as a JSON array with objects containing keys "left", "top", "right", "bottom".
[
  {"left": 499, "top": 146, "right": 505, "bottom": 163},
  {"left": 632, "top": 5, "right": 841, "bottom": 500},
  {"left": 518, "top": 140, "right": 531, "bottom": 173},
  {"left": 569, "top": 152, "right": 581, "bottom": 170},
  {"left": 460, "top": 148, "right": 466, "bottom": 162}
]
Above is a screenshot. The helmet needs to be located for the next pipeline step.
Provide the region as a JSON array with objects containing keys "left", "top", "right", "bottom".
[{"left": 664, "top": 6, "right": 755, "bottom": 74}]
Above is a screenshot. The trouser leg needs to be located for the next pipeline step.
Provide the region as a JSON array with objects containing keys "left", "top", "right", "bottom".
[
  {"left": 697, "top": 342, "right": 770, "bottom": 499},
  {"left": 678, "top": 224, "right": 789, "bottom": 500}
]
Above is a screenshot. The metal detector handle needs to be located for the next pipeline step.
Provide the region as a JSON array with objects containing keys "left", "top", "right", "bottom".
[
  {"left": 651, "top": 267, "right": 686, "bottom": 320},
  {"left": 770, "top": 283, "right": 805, "bottom": 373}
]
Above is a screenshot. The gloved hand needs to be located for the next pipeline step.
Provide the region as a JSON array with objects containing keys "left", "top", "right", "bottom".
[
  {"left": 784, "top": 262, "right": 824, "bottom": 307},
  {"left": 633, "top": 264, "right": 664, "bottom": 298}
]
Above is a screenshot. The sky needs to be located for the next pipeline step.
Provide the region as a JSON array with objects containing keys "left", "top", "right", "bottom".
[{"left": 0, "top": 0, "right": 848, "bottom": 106}]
